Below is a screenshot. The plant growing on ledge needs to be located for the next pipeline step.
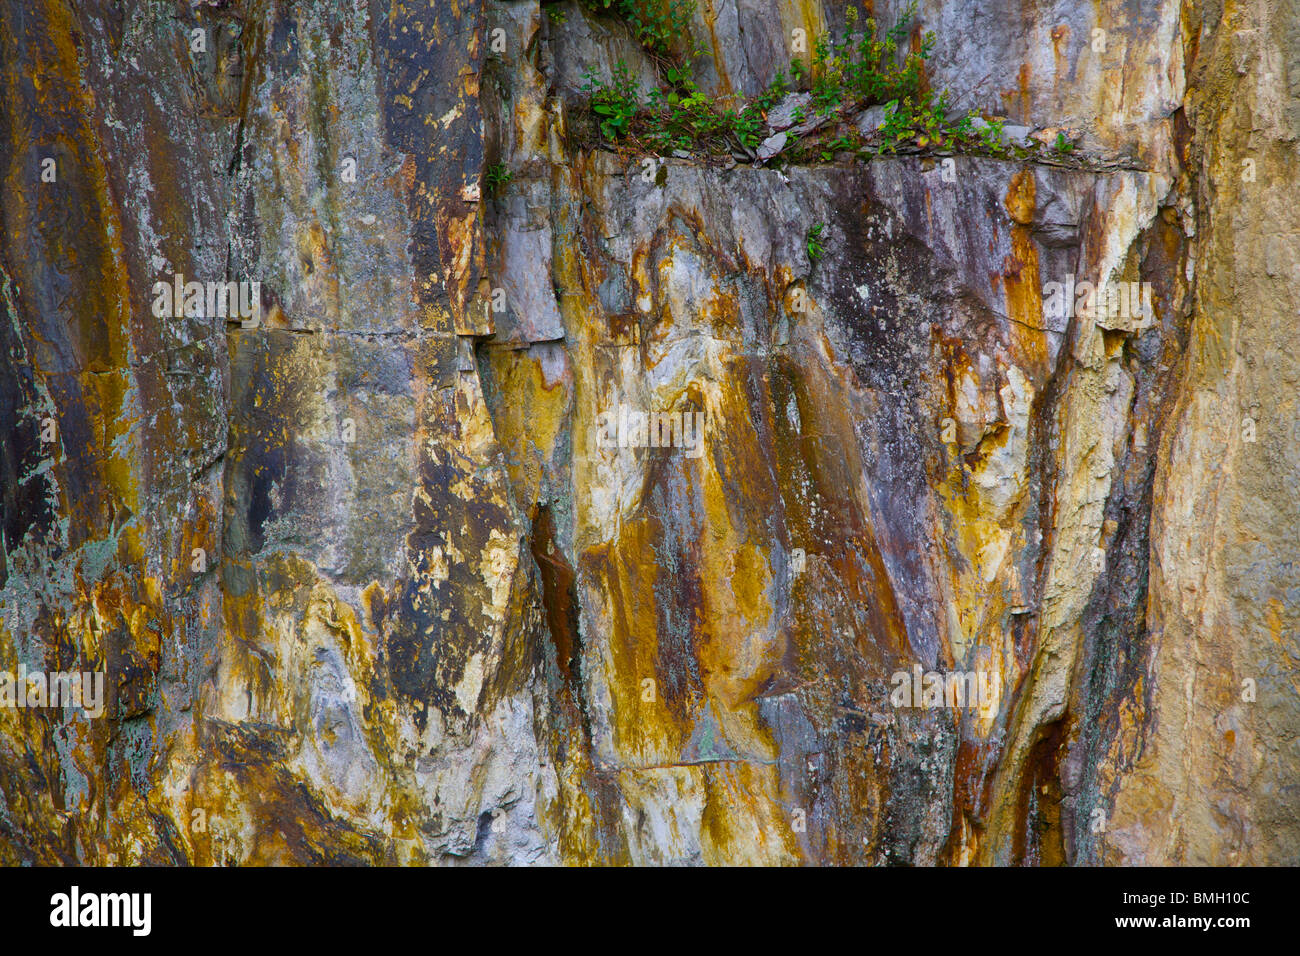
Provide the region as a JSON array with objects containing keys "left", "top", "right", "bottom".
[
  {"left": 820, "top": 131, "right": 861, "bottom": 161},
  {"left": 876, "top": 90, "right": 953, "bottom": 153},
  {"left": 978, "top": 115, "right": 1009, "bottom": 155},
  {"left": 755, "top": 70, "right": 791, "bottom": 113},
  {"left": 806, "top": 2, "right": 932, "bottom": 113},
  {"left": 806, "top": 223, "right": 827, "bottom": 262},
  {"left": 576, "top": 5, "right": 1089, "bottom": 170},
  {"left": 645, "top": 68, "right": 739, "bottom": 152},
  {"left": 583, "top": 63, "right": 641, "bottom": 140}
]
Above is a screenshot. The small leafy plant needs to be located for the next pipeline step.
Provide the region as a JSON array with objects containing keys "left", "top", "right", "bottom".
[
  {"left": 876, "top": 90, "right": 951, "bottom": 153},
  {"left": 583, "top": 63, "right": 641, "bottom": 140},
  {"left": 820, "top": 132, "right": 859, "bottom": 161},
  {"left": 485, "top": 163, "right": 512, "bottom": 198},
  {"left": 732, "top": 103, "right": 766, "bottom": 152},
  {"left": 978, "top": 116, "right": 1008, "bottom": 154},
  {"left": 646, "top": 72, "right": 725, "bottom": 151},
  {"left": 755, "top": 71, "right": 790, "bottom": 113},
  {"left": 1053, "top": 131, "right": 1074, "bottom": 154},
  {"left": 806, "top": 223, "right": 826, "bottom": 262}
]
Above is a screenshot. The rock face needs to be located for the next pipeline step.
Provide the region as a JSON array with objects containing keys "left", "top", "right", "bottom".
[{"left": 0, "top": 0, "right": 1296, "bottom": 865}]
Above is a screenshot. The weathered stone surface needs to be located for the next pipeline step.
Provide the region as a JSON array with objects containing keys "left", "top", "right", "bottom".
[
  {"left": 0, "top": 0, "right": 1296, "bottom": 866},
  {"left": 1099, "top": 0, "right": 1300, "bottom": 866}
]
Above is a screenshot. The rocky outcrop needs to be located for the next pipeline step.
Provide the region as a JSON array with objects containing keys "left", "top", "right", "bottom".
[{"left": 0, "top": 0, "right": 1295, "bottom": 865}]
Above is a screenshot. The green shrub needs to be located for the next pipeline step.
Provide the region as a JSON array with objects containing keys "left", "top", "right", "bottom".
[
  {"left": 806, "top": 3, "right": 932, "bottom": 113},
  {"left": 979, "top": 115, "right": 1007, "bottom": 154},
  {"left": 645, "top": 72, "right": 723, "bottom": 150},
  {"left": 876, "top": 89, "right": 952, "bottom": 152},
  {"left": 755, "top": 71, "right": 790, "bottom": 113},
  {"left": 583, "top": 62, "right": 641, "bottom": 140}
]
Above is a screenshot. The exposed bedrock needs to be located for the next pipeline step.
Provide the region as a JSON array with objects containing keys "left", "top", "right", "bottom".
[{"left": 0, "top": 0, "right": 1295, "bottom": 864}]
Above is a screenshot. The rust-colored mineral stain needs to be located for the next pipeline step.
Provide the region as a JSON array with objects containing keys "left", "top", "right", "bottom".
[
  {"left": 1003, "top": 168, "right": 1036, "bottom": 226},
  {"left": 951, "top": 736, "right": 999, "bottom": 828},
  {"left": 700, "top": 1, "right": 731, "bottom": 95},
  {"left": 1011, "top": 716, "right": 1069, "bottom": 866},
  {"left": 530, "top": 505, "right": 582, "bottom": 697},
  {"left": 1017, "top": 63, "right": 1032, "bottom": 123},
  {"left": 584, "top": 524, "right": 691, "bottom": 761},
  {"left": 1050, "top": 25, "right": 1070, "bottom": 81},
  {"left": 1001, "top": 169, "right": 1047, "bottom": 381}
]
